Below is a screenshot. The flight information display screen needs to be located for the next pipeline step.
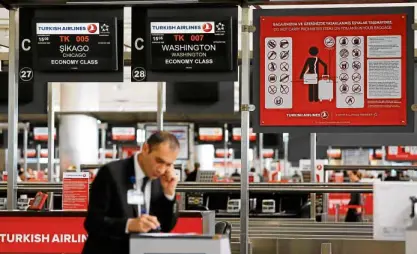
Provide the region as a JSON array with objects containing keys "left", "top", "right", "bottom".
[
  {"left": 33, "top": 19, "right": 118, "bottom": 72},
  {"left": 149, "top": 19, "right": 233, "bottom": 72}
]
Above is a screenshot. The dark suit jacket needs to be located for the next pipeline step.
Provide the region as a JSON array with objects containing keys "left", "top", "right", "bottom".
[{"left": 82, "top": 157, "right": 178, "bottom": 254}]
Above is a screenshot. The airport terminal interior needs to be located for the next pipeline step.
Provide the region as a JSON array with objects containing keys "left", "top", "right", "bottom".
[{"left": 1, "top": 0, "right": 417, "bottom": 254}]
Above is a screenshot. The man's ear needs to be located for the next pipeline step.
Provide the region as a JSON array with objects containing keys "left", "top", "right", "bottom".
[{"left": 142, "top": 143, "right": 149, "bottom": 154}]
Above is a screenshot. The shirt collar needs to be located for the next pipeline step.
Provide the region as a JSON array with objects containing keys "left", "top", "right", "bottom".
[{"left": 134, "top": 152, "right": 146, "bottom": 180}]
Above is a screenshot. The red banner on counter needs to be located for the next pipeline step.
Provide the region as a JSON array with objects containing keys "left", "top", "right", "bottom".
[
  {"left": 62, "top": 173, "right": 90, "bottom": 211},
  {"left": 259, "top": 14, "right": 408, "bottom": 126},
  {"left": 0, "top": 216, "right": 203, "bottom": 253}
]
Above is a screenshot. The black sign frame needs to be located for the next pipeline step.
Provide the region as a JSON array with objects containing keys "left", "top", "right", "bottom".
[
  {"left": 147, "top": 17, "right": 234, "bottom": 72},
  {"left": 131, "top": 6, "right": 238, "bottom": 82},
  {"left": 18, "top": 6, "right": 123, "bottom": 83},
  {"left": 31, "top": 18, "right": 118, "bottom": 72}
]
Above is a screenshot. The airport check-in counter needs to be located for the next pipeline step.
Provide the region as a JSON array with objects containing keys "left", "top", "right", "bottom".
[
  {"left": 0, "top": 210, "right": 215, "bottom": 254},
  {"left": 0, "top": 181, "right": 414, "bottom": 254}
]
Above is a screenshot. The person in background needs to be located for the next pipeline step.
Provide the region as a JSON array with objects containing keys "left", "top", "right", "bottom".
[
  {"left": 250, "top": 167, "right": 263, "bottom": 182},
  {"left": 345, "top": 170, "right": 363, "bottom": 222},
  {"left": 231, "top": 169, "right": 241, "bottom": 182},
  {"left": 262, "top": 168, "right": 269, "bottom": 182},
  {"left": 17, "top": 170, "right": 26, "bottom": 182},
  {"left": 291, "top": 170, "right": 302, "bottom": 183},
  {"left": 26, "top": 168, "right": 35, "bottom": 180},
  {"left": 185, "top": 162, "right": 200, "bottom": 182},
  {"left": 184, "top": 168, "right": 190, "bottom": 180},
  {"left": 385, "top": 169, "right": 399, "bottom": 181}
]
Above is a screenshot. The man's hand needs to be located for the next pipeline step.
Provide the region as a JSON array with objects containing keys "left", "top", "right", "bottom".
[
  {"left": 160, "top": 167, "right": 178, "bottom": 197},
  {"left": 127, "top": 215, "right": 160, "bottom": 233}
]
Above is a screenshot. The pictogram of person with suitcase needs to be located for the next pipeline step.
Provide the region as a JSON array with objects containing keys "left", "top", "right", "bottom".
[{"left": 300, "top": 46, "right": 332, "bottom": 103}]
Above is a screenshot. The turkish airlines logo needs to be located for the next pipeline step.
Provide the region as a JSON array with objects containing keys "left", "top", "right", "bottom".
[
  {"left": 87, "top": 24, "right": 97, "bottom": 33},
  {"left": 202, "top": 23, "right": 213, "bottom": 33}
]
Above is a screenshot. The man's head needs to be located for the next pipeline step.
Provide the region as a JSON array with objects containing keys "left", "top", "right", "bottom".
[
  {"left": 194, "top": 162, "right": 200, "bottom": 171},
  {"left": 140, "top": 131, "right": 180, "bottom": 179}
]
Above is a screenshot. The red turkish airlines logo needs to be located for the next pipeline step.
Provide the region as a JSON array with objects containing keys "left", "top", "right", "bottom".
[
  {"left": 87, "top": 24, "right": 97, "bottom": 33},
  {"left": 202, "top": 23, "right": 213, "bottom": 33}
]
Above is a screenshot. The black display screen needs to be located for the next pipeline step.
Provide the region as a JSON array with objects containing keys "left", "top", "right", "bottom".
[
  {"left": 149, "top": 19, "right": 233, "bottom": 72},
  {"left": 33, "top": 19, "right": 118, "bottom": 72}
]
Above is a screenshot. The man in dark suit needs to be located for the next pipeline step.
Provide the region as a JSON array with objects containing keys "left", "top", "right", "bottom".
[{"left": 82, "top": 131, "right": 180, "bottom": 254}]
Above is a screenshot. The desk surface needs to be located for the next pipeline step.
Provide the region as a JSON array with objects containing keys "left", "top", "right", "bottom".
[
  {"left": 0, "top": 210, "right": 209, "bottom": 217},
  {"left": 130, "top": 233, "right": 222, "bottom": 239}
]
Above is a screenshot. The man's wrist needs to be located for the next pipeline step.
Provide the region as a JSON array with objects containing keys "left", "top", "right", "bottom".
[
  {"left": 164, "top": 192, "right": 176, "bottom": 201},
  {"left": 125, "top": 218, "right": 133, "bottom": 234}
]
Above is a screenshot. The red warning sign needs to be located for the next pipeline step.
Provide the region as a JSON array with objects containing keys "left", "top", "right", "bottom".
[{"left": 259, "top": 14, "right": 408, "bottom": 126}]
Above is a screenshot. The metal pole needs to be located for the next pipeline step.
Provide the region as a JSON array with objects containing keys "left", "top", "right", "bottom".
[
  {"left": 112, "top": 144, "right": 117, "bottom": 159},
  {"left": 310, "top": 133, "right": 317, "bottom": 220},
  {"left": 188, "top": 123, "right": 195, "bottom": 170},
  {"left": 100, "top": 124, "right": 107, "bottom": 164},
  {"left": 223, "top": 123, "right": 228, "bottom": 175},
  {"left": 381, "top": 146, "right": 386, "bottom": 165},
  {"left": 283, "top": 133, "right": 289, "bottom": 177},
  {"left": 47, "top": 82, "right": 55, "bottom": 209},
  {"left": 23, "top": 123, "right": 29, "bottom": 174},
  {"left": 6, "top": 9, "right": 19, "bottom": 211},
  {"left": 259, "top": 133, "right": 264, "bottom": 174},
  {"left": 157, "top": 82, "right": 164, "bottom": 131},
  {"left": 240, "top": 5, "right": 250, "bottom": 254}
]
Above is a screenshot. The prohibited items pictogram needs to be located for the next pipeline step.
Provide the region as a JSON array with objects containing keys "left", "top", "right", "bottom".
[
  {"left": 267, "top": 51, "right": 277, "bottom": 60},
  {"left": 352, "top": 49, "right": 361, "bottom": 58},
  {"left": 274, "top": 96, "right": 284, "bottom": 106},
  {"left": 352, "top": 37, "right": 361, "bottom": 46},
  {"left": 268, "top": 85, "right": 277, "bottom": 94},
  {"left": 339, "top": 49, "right": 349, "bottom": 58},
  {"left": 345, "top": 96, "right": 355, "bottom": 105},
  {"left": 280, "top": 85, "right": 289, "bottom": 94},
  {"left": 339, "top": 37, "right": 348, "bottom": 46},
  {"left": 268, "top": 62, "right": 277, "bottom": 72},
  {"left": 339, "top": 73, "right": 349, "bottom": 82},
  {"left": 352, "top": 73, "right": 361, "bottom": 82},
  {"left": 280, "top": 62, "right": 289, "bottom": 72},
  {"left": 339, "top": 61, "right": 349, "bottom": 70},
  {"left": 324, "top": 36, "right": 335, "bottom": 48},
  {"left": 280, "top": 74, "right": 290, "bottom": 83},
  {"left": 280, "top": 39, "right": 289, "bottom": 49},
  {"left": 267, "top": 39, "right": 277, "bottom": 49},
  {"left": 340, "top": 84, "right": 349, "bottom": 93},
  {"left": 352, "top": 84, "right": 362, "bottom": 93},
  {"left": 280, "top": 51, "right": 290, "bottom": 60},
  {"left": 352, "top": 61, "right": 361, "bottom": 71},
  {"left": 268, "top": 74, "right": 277, "bottom": 83}
]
